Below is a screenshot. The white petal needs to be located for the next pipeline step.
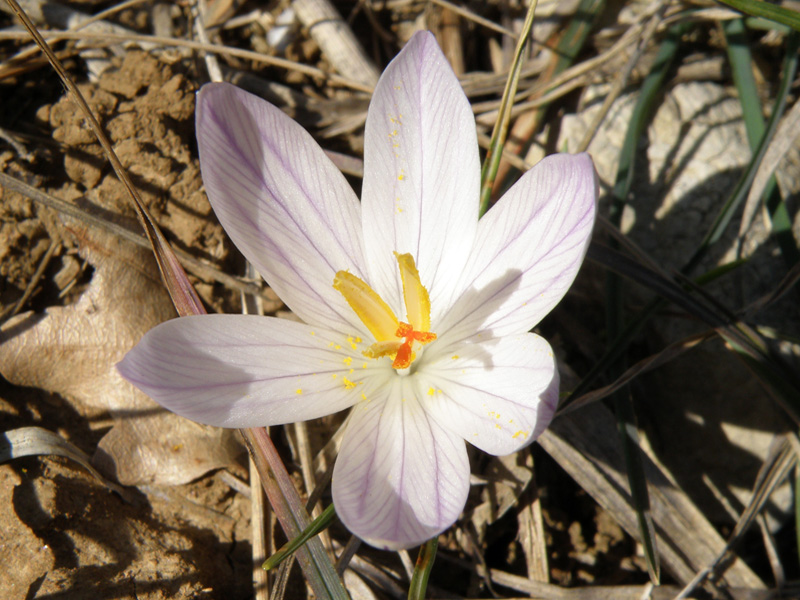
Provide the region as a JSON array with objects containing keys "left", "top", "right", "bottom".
[
  {"left": 196, "top": 83, "right": 367, "bottom": 335},
  {"left": 117, "top": 314, "right": 387, "bottom": 428},
  {"left": 361, "top": 31, "right": 479, "bottom": 321},
  {"left": 419, "top": 333, "right": 558, "bottom": 456},
  {"left": 437, "top": 153, "right": 596, "bottom": 344},
  {"left": 333, "top": 377, "right": 470, "bottom": 550}
]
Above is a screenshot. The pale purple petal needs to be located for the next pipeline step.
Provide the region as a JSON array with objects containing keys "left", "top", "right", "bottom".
[
  {"left": 196, "top": 83, "right": 368, "bottom": 336},
  {"left": 117, "top": 314, "right": 387, "bottom": 428},
  {"left": 361, "top": 31, "right": 479, "bottom": 320},
  {"left": 333, "top": 377, "right": 470, "bottom": 550},
  {"left": 419, "top": 333, "right": 558, "bottom": 456},
  {"left": 437, "top": 153, "right": 596, "bottom": 345}
]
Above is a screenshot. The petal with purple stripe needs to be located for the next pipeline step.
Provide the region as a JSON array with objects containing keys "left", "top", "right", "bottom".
[
  {"left": 333, "top": 376, "right": 469, "bottom": 550},
  {"left": 420, "top": 333, "right": 558, "bottom": 456},
  {"left": 437, "top": 153, "right": 597, "bottom": 345},
  {"left": 361, "top": 32, "right": 479, "bottom": 321},
  {"left": 117, "top": 314, "right": 385, "bottom": 428},
  {"left": 196, "top": 83, "right": 367, "bottom": 335}
]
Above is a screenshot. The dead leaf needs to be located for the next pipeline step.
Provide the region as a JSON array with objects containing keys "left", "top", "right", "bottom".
[
  {"left": 470, "top": 449, "right": 534, "bottom": 543},
  {"left": 0, "top": 224, "right": 241, "bottom": 485}
]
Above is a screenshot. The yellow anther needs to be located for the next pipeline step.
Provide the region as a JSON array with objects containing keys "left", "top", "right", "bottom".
[
  {"left": 333, "top": 271, "right": 398, "bottom": 341},
  {"left": 364, "top": 340, "right": 404, "bottom": 360},
  {"left": 394, "top": 252, "right": 430, "bottom": 332}
]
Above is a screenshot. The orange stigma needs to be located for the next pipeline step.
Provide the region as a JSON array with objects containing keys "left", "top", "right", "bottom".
[{"left": 392, "top": 322, "right": 437, "bottom": 369}]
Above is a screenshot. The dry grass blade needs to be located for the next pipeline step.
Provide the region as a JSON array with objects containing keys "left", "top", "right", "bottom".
[
  {"left": 560, "top": 331, "right": 713, "bottom": 416},
  {"left": 240, "top": 262, "right": 270, "bottom": 600},
  {"left": 539, "top": 401, "right": 766, "bottom": 589},
  {"left": 249, "top": 456, "right": 270, "bottom": 600},
  {"left": 516, "top": 480, "right": 549, "bottom": 582},
  {"left": 675, "top": 434, "right": 798, "bottom": 598},
  {"left": 430, "top": 0, "right": 517, "bottom": 38},
  {"left": 0, "top": 426, "right": 131, "bottom": 499},
  {"left": 739, "top": 97, "right": 800, "bottom": 240},
  {"left": 575, "top": 1, "right": 666, "bottom": 152},
  {"left": 458, "top": 587, "right": 778, "bottom": 599}
]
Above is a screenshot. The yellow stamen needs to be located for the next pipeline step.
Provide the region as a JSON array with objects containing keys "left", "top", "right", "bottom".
[
  {"left": 395, "top": 252, "right": 431, "bottom": 332},
  {"left": 364, "top": 340, "right": 404, "bottom": 359},
  {"left": 333, "top": 271, "right": 398, "bottom": 341}
]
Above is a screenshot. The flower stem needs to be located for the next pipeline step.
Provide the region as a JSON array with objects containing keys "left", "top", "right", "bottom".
[{"left": 408, "top": 537, "right": 439, "bottom": 600}]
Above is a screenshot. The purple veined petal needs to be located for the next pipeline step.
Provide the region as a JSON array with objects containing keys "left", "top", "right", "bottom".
[
  {"left": 437, "top": 153, "right": 597, "bottom": 345},
  {"left": 117, "top": 314, "right": 392, "bottom": 428},
  {"left": 361, "top": 31, "right": 479, "bottom": 322},
  {"left": 419, "top": 333, "right": 558, "bottom": 456},
  {"left": 333, "top": 376, "right": 470, "bottom": 550},
  {"left": 196, "top": 83, "right": 368, "bottom": 336}
]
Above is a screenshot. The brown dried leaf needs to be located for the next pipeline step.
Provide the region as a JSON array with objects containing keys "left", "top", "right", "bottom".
[
  {"left": 0, "top": 225, "right": 241, "bottom": 485},
  {"left": 470, "top": 449, "right": 534, "bottom": 542}
]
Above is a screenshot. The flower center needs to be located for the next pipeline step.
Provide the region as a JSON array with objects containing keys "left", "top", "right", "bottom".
[{"left": 333, "top": 253, "right": 437, "bottom": 370}]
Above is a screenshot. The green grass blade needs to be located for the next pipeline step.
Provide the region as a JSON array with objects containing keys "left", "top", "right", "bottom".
[
  {"left": 491, "top": 0, "right": 604, "bottom": 201},
  {"left": 723, "top": 19, "right": 799, "bottom": 265},
  {"left": 715, "top": 0, "right": 800, "bottom": 32},
  {"left": 478, "top": 0, "right": 539, "bottom": 217},
  {"left": 685, "top": 30, "right": 799, "bottom": 273},
  {"left": 408, "top": 537, "right": 438, "bottom": 600},
  {"left": 723, "top": 18, "right": 766, "bottom": 148},
  {"left": 614, "top": 395, "right": 660, "bottom": 583},
  {"left": 263, "top": 504, "right": 337, "bottom": 571}
]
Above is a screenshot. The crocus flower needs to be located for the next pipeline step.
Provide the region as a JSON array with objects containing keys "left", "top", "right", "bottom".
[{"left": 118, "top": 31, "right": 596, "bottom": 550}]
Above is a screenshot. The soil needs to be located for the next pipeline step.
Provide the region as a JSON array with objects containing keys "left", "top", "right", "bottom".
[{"left": 0, "top": 48, "right": 258, "bottom": 599}]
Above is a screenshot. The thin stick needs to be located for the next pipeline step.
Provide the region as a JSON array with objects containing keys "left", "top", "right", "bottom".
[
  {"left": 2, "top": 239, "right": 60, "bottom": 322},
  {"left": 576, "top": 1, "right": 667, "bottom": 152},
  {"left": 0, "top": 29, "right": 374, "bottom": 92},
  {"left": 430, "top": 0, "right": 517, "bottom": 39},
  {"left": 191, "top": 0, "right": 223, "bottom": 83}
]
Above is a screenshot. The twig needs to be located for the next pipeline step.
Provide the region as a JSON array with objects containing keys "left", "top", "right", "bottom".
[
  {"left": 293, "top": 0, "right": 379, "bottom": 87},
  {"left": 430, "top": 0, "right": 517, "bottom": 39},
  {"left": 1, "top": 239, "right": 59, "bottom": 323},
  {"left": 0, "top": 29, "right": 375, "bottom": 92},
  {"left": 191, "top": 0, "right": 223, "bottom": 83},
  {"left": 575, "top": 1, "right": 667, "bottom": 152}
]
